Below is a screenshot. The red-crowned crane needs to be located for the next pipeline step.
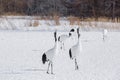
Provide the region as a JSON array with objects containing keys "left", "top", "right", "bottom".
[
  {"left": 42, "top": 31, "right": 58, "bottom": 74},
  {"left": 69, "top": 28, "right": 82, "bottom": 70}
]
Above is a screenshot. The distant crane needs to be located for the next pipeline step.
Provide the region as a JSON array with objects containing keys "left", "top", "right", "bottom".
[{"left": 103, "top": 29, "right": 108, "bottom": 41}]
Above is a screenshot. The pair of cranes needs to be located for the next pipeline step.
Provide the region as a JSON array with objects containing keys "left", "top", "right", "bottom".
[
  {"left": 42, "top": 28, "right": 108, "bottom": 74},
  {"left": 42, "top": 28, "right": 81, "bottom": 74}
]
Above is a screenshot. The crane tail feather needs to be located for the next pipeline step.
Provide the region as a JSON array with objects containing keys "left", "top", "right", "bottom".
[{"left": 42, "top": 53, "right": 47, "bottom": 64}]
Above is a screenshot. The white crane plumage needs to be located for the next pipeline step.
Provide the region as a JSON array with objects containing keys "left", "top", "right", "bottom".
[
  {"left": 58, "top": 28, "right": 75, "bottom": 50},
  {"left": 42, "top": 31, "right": 57, "bottom": 74},
  {"left": 69, "top": 28, "right": 82, "bottom": 70}
]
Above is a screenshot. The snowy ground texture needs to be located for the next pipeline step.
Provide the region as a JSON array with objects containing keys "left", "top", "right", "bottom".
[{"left": 0, "top": 31, "right": 120, "bottom": 80}]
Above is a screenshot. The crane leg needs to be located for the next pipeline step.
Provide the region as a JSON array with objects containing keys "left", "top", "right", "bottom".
[
  {"left": 47, "top": 62, "right": 50, "bottom": 74},
  {"left": 75, "top": 59, "right": 79, "bottom": 70},
  {"left": 51, "top": 63, "right": 53, "bottom": 74}
]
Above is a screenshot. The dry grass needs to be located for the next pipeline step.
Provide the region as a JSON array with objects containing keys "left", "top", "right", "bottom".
[
  {"left": 76, "top": 18, "right": 81, "bottom": 26},
  {"left": 33, "top": 20, "right": 39, "bottom": 27},
  {"left": 82, "top": 17, "right": 120, "bottom": 22},
  {"left": 41, "top": 16, "right": 52, "bottom": 20},
  {"left": 1, "top": 15, "right": 119, "bottom": 30},
  {"left": 67, "top": 16, "right": 81, "bottom": 25},
  {"left": 28, "top": 20, "right": 33, "bottom": 27},
  {"left": 28, "top": 20, "right": 39, "bottom": 27},
  {"left": 33, "top": 16, "right": 41, "bottom": 20},
  {"left": 1, "top": 12, "right": 25, "bottom": 16},
  {"left": 53, "top": 15, "right": 60, "bottom": 25},
  {"left": 67, "top": 16, "right": 76, "bottom": 25}
]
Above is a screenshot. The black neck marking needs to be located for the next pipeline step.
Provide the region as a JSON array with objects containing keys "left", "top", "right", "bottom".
[
  {"left": 77, "top": 28, "right": 80, "bottom": 38},
  {"left": 54, "top": 31, "right": 57, "bottom": 42},
  {"left": 77, "top": 28, "right": 79, "bottom": 34}
]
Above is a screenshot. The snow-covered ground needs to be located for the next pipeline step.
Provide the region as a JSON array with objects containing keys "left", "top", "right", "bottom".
[{"left": 0, "top": 31, "right": 120, "bottom": 80}]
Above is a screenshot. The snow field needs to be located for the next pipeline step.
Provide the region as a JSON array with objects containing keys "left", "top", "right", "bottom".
[{"left": 0, "top": 31, "right": 120, "bottom": 80}]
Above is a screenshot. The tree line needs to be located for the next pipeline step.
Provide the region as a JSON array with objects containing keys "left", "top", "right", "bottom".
[{"left": 0, "top": 0, "right": 120, "bottom": 21}]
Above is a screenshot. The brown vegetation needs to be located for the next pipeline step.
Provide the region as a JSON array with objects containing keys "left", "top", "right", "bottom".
[{"left": 0, "top": 0, "right": 120, "bottom": 21}]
